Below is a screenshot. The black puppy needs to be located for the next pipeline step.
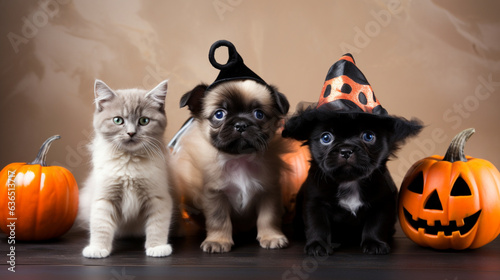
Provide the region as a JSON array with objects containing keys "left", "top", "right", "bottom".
[
  {"left": 283, "top": 110, "right": 421, "bottom": 255},
  {"left": 282, "top": 53, "right": 422, "bottom": 256}
]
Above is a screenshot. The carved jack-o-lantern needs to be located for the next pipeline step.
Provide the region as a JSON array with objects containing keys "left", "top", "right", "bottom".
[{"left": 398, "top": 128, "right": 500, "bottom": 249}]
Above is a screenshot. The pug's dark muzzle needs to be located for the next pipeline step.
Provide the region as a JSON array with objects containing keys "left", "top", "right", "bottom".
[{"left": 212, "top": 120, "right": 270, "bottom": 154}]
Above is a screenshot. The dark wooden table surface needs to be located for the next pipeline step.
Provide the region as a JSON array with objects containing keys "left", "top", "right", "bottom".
[{"left": 1, "top": 221, "right": 499, "bottom": 280}]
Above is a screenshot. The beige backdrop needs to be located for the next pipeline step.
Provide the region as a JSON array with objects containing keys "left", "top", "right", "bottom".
[{"left": 1, "top": 0, "right": 499, "bottom": 188}]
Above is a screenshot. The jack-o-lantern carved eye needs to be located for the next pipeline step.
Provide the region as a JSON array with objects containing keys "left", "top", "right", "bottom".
[
  {"left": 407, "top": 172, "right": 424, "bottom": 194},
  {"left": 451, "top": 176, "right": 472, "bottom": 196}
]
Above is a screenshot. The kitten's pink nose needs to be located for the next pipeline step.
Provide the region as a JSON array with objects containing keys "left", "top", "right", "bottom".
[{"left": 127, "top": 132, "right": 136, "bottom": 137}]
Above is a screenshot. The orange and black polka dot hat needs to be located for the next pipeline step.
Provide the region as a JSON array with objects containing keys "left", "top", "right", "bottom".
[{"left": 316, "top": 53, "right": 388, "bottom": 116}]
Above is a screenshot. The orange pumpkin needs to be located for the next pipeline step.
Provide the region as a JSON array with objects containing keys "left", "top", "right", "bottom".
[
  {"left": 398, "top": 128, "right": 500, "bottom": 249},
  {"left": 280, "top": 138, "right": 311, "bottom": 223},
  {"left": 0, "top": 135, "right": 79, "bottom": 240}
]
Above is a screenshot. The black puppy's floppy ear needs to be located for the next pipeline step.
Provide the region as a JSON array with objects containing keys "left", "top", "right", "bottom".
[
  {"left": 387, "top": 117, "right": 424, "bottom": 154},
  {"left": 282, "top": 112, "right": 316, "bottom": 141},
  {"left": 390, "top": 117, "right": 423, "bottom": 143},
  {"left": 269, "top": 85, "right": 290, "bottom": 115},
  {"left": 180, "top": 83, "right": 207, "bottom": 116}
]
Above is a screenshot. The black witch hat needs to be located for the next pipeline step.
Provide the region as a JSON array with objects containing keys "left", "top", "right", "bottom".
[{"left": 206, "top": 40, "right": 271, "bottom": 92}]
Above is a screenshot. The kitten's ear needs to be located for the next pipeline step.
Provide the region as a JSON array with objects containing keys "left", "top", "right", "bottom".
[
  {"left": 94, "top": 79, "right": 116, "bottom": 112},
  {"left": 180, "top": 83, "right": 207, "bottom": 117},
  {"left": 147, "top": 80, "right": 168, "bottom": 111}
]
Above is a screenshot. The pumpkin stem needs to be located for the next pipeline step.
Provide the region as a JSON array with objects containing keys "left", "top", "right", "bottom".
[
  {"left": 29, "top": 135, "right": 61, "bottom": 166},
  {"left": 443, "top": 128, "right": 475, "bottom": 162}
]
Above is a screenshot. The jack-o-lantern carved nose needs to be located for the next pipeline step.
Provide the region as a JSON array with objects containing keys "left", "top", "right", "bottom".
[{"left": 424, "top": 190, "right": 443, "bottom": 210}]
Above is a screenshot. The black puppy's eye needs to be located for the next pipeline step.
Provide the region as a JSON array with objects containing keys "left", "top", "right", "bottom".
[
  {"left": 214, "top": 110, "right": 226, "bottom": 120},
  {"left": 253, "top": 109, "right": 264, "bottom": 120},
  {"left": 320, "top": 132, "right": 334, "bottom": 145},
  {"left": 361, "top": 131, "right": 376, "bottom": 143}
]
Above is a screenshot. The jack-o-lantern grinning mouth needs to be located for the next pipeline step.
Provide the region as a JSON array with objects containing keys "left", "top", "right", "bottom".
[{"left": 403, "top": 208, "right": 481, "bottom": 236}]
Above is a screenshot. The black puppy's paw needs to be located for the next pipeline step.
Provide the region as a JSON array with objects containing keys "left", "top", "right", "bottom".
[
  {"left": 362, "top": 240, "right": 391, "bottom": 255},
  {"left": 304, "top": 240, "right": 340, "bottom": 256}
]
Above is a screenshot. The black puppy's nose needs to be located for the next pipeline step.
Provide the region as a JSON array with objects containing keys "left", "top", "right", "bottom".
[
  {"left": 234, "top": 122, "right": 248, "bottom": 132},
  {"left": 340, "top": 149, "right": 353, "bottom": 159}
]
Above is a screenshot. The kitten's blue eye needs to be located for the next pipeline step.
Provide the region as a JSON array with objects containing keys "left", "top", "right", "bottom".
[
  {"left": 214, "top": 110, "right": 226, "bottom": 120},
  {"left": 139, "top": 117, "right": 150, "bottom": 126},
  {"left": 362, "top": 131, "right": 376, "bottom": 143},
  {"left": 254, "top": 110, "right": 264, "bottom": 120},
  {"left": 113, "top": 117, "right": 124, "bottom": 125},
  {"left": 320, "top": 132, "right": 334, "bottom": 145}
]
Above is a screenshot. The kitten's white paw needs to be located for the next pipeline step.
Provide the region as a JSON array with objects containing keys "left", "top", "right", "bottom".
[
  {"left": 82, "top": 245, "right": 110, "bottom": 258},
  {"left": 146, "top": 244, "right": 172, "bottom": 257}
]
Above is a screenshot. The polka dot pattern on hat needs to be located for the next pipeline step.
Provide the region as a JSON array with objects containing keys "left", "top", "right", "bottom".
[
  {"left": 341, "top": 83, "right": 352, "bottom": 94},
  {"left": 316, "top": 53, "right": 385, "bottom": 115},
  {"left": 323, "top": 84, "right": 332, "bottom": 98},
  {"left": 318, "top": 75, "right": 381, "bottom": 113}
]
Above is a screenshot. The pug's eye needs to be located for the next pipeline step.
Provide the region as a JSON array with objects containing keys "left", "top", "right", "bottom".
[
  {"left": 214, "top": 110, "right": 226, "bottom": 120},
  {"left": 362, "top": 131, "right": 376, "bottom": 143},
  {"left": 320, "top": 132, "right": 334, "bottom": 145},
  {"left": 138, "top": 117, "right": 150, "bottom": 126},
  {"left": 113, "top": 117, "right": 124, "bottom": 125},
  {"left": 253, "top": 110, "right": 265, "bottom": 120}
]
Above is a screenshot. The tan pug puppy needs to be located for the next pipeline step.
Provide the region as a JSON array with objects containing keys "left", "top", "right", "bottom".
[{"left": 170, "top": 40, "right": 290, "bottom": 253}]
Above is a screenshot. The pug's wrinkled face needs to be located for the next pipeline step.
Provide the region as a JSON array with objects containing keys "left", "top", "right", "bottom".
[{"left": 202, "top": 80, "right": 285, "bottom": 154}]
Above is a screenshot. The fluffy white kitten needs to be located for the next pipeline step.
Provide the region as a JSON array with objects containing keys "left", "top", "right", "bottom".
[{"left": 79, "top": 79, "right": 173, "bottom": 258}]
